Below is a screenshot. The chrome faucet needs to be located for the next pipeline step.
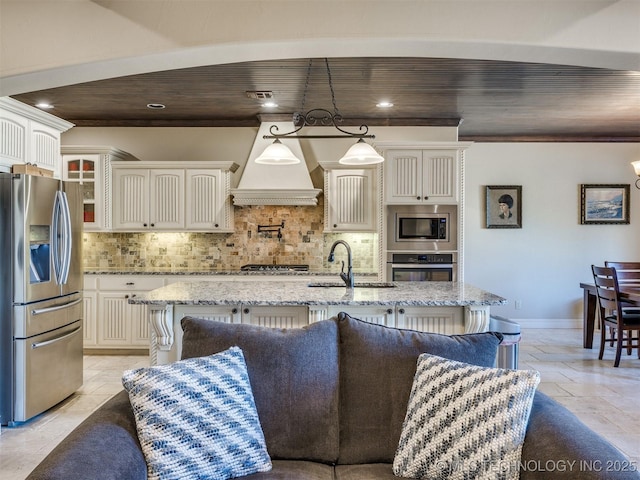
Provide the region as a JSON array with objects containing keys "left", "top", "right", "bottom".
[{"left": 328, "top": 240, "right": 354, "bottom": 288}]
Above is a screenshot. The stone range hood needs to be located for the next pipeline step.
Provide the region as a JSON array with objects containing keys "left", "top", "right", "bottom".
[{"left": 231, "top": 122, "right": 322, "bottom": 206}]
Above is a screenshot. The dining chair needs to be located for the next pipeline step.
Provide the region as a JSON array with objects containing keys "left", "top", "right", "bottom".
[
  {"left": 604, "top": 261, "right": 640, "bottom": 287},
  {"left": 591, "top": 265, "right": 640, "bottom": 367}
]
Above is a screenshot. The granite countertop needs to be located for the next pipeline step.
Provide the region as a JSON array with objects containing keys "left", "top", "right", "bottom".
[
  {"left": 84, "top": 270, "right": 375, "bottom": 277},
  {"left": 129, "top": 280, "right": 507, "bottom": 307}
]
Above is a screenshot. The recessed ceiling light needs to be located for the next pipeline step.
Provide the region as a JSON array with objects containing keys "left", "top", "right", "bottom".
[
  {"left": 376, "top": 101, "right": 394, "bottom": 108},
  {"left": 262, "top": 102, "right": 279, "bottom": 108},
  {"left": 146, "top": 103, "right": 166, "bottom": 109},
  {"left": 35, "top": 102, "right": 54, "bottom": 109}
]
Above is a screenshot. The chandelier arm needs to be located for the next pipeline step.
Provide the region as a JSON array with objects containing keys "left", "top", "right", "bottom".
[
  {"left": 264, "top": 110, "right": 375, "bottom": 139},
  {"left": 264, "top": 123, "right": 304, "bottom": 139}
]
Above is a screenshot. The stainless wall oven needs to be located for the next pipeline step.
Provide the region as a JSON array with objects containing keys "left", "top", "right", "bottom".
[{"left": 386, "top": 252, "right": 457, "bottom": 282}]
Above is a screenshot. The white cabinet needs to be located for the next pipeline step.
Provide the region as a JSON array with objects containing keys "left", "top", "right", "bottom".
[
  {"left": 85, "top": 275, "right": 165, "bottom": 351},
  {"left": 112, "top": 167, "right": 184, "bottom": 230},
  {"left": 111, "top": 162, "right": 237, "bottom": 232},
  {"left": 175, "top": 305, "right": 241, "bottom": 324},
  {"left": 395, "top": 306, "right": 465, "bottom": 334},
  {"left": 384, "top": 148, "right": 462, "bottom": 204},
  {"left": 323, "top": 167, "right": 378, "bottom": 232},
  {"left": 241, "top": 305, "right": 309, "bottom": 328},
  {"left": 62, "top": 146, "right": 138, "bottom": 231},
  {"left": 327, "top": 305, "right": 396, "bottom": 327},
  {"left": 82, "top": 276, "right": 98, "bottom": 347},
  {"left": 0, "top": 97, "right": 73, "bottom": 177},
  {"left": 185, "top": 169, "right": 232, "bottom": 230}
]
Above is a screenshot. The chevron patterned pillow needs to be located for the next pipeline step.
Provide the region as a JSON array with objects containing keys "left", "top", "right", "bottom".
[
  {"left": 393, "top": 354, "right": 539, "bottom": 480},
  {"left": 122, "top": 347, "right": 272, "bottom": 480}
]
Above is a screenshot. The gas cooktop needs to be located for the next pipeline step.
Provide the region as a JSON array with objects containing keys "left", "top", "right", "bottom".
[{"left": 240, "top": 264, "right": 309, "bottom": 272}]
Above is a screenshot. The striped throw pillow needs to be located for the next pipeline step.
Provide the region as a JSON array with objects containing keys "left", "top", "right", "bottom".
[
  {"left": 122, "top": 347, "right": 272, "bottom": 480},
  {"left": 393, "top": 353, "right": 539, "bottom": 480}
]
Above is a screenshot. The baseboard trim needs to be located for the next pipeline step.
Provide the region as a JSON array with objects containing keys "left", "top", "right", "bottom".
[{"left": 516, "top": 318, "right": 583, "bottom": 329}]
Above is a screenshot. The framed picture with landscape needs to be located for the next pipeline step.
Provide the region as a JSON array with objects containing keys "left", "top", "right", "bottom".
[
  {"left": 485, "top": 185, "right": 522, "bottom": 229},
  {"left": 580, "top": 184, "right": 630, "bottom": 225}
]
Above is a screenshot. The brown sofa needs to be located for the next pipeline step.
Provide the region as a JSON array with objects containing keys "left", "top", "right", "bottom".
[{"left": 27, "top": 313, "right": 640, "bottom": 479}]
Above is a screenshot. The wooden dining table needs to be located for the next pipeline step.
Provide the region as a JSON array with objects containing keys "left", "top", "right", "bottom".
[{"left": 579, "top": 282, "right": 640, "bottom": 348}]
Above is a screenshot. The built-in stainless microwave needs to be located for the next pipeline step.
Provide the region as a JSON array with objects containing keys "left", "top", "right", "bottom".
[{"left": 386, "top": 205, "right": 457, "bottom": 251}]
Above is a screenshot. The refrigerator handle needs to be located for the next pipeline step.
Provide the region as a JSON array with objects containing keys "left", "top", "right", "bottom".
[
  {"left": 60, "top": 191, "right": 73, "bottom": 285},
  {"left": 52, "top": 191, "right": 72, "bottom": 285},
  {"left": 52, "top": 190, "right": 63, "bottom": 285},
  {"left": 31, "top": 326, "right": 81, "bottom": 349},
  {"left": 31, "top": 297, "right": 83, "bottom": 316}
]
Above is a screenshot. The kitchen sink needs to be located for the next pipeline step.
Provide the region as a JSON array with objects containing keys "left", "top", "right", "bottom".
[{"left": 307, "top": 282, "right": 397, "bottom": 288}]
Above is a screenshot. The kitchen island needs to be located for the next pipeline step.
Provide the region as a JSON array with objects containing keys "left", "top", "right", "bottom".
[{"left": 130, "top": 280, "right": 506, "bottom": 365}]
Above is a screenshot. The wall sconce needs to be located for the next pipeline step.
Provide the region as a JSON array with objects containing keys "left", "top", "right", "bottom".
[{"left": 632, "top": 160, "right": 640, "bottom": 189}]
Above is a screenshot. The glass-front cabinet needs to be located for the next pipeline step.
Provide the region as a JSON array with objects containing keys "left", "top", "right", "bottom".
[
  {"left": 62, "top": 146, "right": 139, "bottom": 231},
  {"left": 64, "top": 155, "right": 97, "bottom": 227}
]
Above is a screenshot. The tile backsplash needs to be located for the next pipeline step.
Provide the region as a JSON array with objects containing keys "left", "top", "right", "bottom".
[{"left": 83, "top": 202, "right": 379, "bottom": 274}]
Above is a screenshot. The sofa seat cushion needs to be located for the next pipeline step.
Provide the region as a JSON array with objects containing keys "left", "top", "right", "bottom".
[
  {"left": 334, "top": 463, "right": 396, "bottom": 479},
  {"left": 122, "top": 347, "right": 272, "bottom": 480},
  {"left": 336, "top": 312, "right": 503, "bottom": 465},
  {"left": 240, "top": 460, "right": 336, "bottom": 479},
  {"left": 393, "top": 353, "right": 540, "bottom": 480},
  {"left": 180, "top": 317, "right": 340, "bottom": 464}
]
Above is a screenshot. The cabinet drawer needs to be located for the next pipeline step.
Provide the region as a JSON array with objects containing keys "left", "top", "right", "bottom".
[
  {"left": 98, "top": 276, "right": 165, "bottom": 291},
  {"left": 84, "top": 275, "right": 98, "bottom": 290}
]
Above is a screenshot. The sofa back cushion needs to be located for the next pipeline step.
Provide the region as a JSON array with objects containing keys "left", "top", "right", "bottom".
[
  {"left": 336, "top": 312, "right": 502, "bottom": 465},
  {"left": 180, "top": 317, "right": 340, "bottom": 464}
]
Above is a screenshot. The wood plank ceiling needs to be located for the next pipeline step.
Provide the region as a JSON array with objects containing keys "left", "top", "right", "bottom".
[{"left": 11, "top": 57, "right": 640, "bottom": 142}]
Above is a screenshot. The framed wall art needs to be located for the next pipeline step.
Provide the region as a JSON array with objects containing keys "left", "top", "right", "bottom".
[
  {"left": 485, "top": 185, "right": 522, "bottom": 229},
  {"left": 580, "top": 184, "right": 630, "bottom": 225}
]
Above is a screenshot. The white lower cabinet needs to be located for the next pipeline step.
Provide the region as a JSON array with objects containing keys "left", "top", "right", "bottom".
[
  {"left": 328, "top": 305, "right": 464, "bottom": 334},
  {"left": 82, "top": 278, "right": 98, "bottom": 347},
  {"left": 84, "top": 275, "right": 165, "bottom": 351},
  {"left": 175, "top": 305, "right": 241, "bottom": 324},
  {"left": 327, "top": 305, "right": 396, "bottom": 327},
  {"left": 395, "top": 306, "right": 465, "bottom": 334},
  {"left": 241, "top": 305, "right": 309, "bottom": 328}
]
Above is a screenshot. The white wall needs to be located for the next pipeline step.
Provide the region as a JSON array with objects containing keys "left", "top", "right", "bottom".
[{"left": 464, "top": 143, "right": 640, "bottom": 326}]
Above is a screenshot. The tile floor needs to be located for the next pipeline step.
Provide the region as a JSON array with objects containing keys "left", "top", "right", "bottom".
[{"left": 0, "top": 328, "right": 639, "bottom": 479}]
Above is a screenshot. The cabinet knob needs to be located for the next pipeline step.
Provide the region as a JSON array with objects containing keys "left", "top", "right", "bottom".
[
  {"left": 398, "top": 308, "right": 405, "bottom": 314},
  {"left": 417, "top": 196, "right": 421, "bottom": 200},
  {"left": 333, "top": 224, "right": 338, "bottom": 228},
  {"left": 143, "top": 223, "right": 148, "bottom": 227},
  {"left": 243, "top": 308, "right": 250, "bottom": 314},
  {"left": 150, "top": 223, "right": 155, "bottom": 227},
  {"left": 232, "top": 308, "right": 238, "bottom": 314},
  {"left": 125, "top": 282, "right": 135, "bottom": 286},
  {"left": 124, "top": 294, "right": 129, "bottom": 299},
  {"left": 386, "top": 308, "right": 393, "bottom": 315},
  {"left": 423, "top": 196, "right": 428, "bottom": 200},
  {"left": 214, "top": 223, "right": 219, "bottom": 228}
]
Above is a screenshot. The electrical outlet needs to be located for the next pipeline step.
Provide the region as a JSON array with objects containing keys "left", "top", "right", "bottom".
[{"left": 514, "top": 300, "right": 522, "bottom": 310}]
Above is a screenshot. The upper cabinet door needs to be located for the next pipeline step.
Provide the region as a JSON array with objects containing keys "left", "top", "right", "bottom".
[
  {"left": 149, "top": 169, "right": 184, "bottom": 229},
  {"left": 384, "top": 150, "right": 423, "bottom": 203},
  {"left": 325, "top": 168, "right": 377, "bottom": 232},
  {"left": 385, "top": 149, "right": 458, "bottom": 204},
  {"left": 422, "top": 150, "right": 458, "bottom": 203},
  {"left": 112, "top": 169, "right": 149, "bottom": 229},
  {"left": 185, "top": 169, "right": 229, "bottom": 231},
  {"left": 0, "top": 98, "right": 73, "bottom": 178}
]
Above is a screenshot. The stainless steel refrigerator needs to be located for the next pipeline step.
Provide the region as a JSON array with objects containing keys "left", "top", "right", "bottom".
[{"left": 0, "top": 172, "right": 83, "bottom": 425}]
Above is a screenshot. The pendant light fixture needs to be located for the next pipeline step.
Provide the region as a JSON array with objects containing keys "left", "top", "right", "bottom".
[
  {"left": 254, "top": 139, "right": 301, "bottom": 165},
  {"left": 258, "top": 58, "right": 384, "bottom": 165}
]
